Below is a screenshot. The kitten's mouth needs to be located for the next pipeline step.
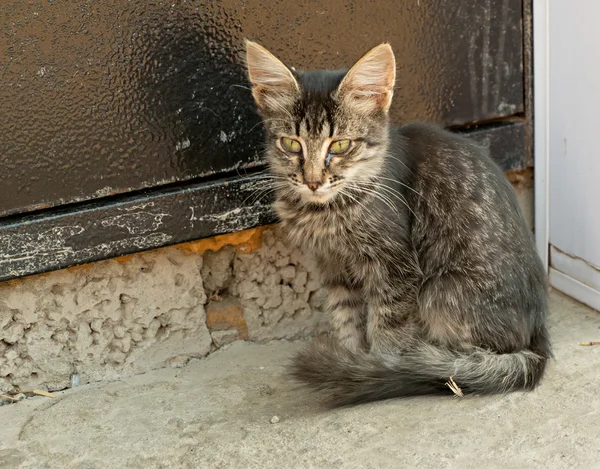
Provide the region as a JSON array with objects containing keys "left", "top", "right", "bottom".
[{"left": 299, "top": 186, "right": 337, "bottom": 204}]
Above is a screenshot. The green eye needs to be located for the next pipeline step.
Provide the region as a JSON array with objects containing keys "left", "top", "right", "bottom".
[
  {"left": 329, "top": 139, "right": 351, "bottom": 155},
  {"left": 280, "top": 137, "right": 302, "bottom": 154}
]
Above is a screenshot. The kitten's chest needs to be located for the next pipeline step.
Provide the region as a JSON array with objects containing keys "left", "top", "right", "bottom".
[{"left": 277, "top": 203, "right": 358, "bottom": 257}]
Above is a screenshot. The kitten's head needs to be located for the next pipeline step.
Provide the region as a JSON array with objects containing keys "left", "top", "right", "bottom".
[{"left": 245, "top": 41, "right": 396, "bottom": 205}]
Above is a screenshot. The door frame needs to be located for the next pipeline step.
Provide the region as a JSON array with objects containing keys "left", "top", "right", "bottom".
[
  {"left": 534, "top": 0, "right": 600, "bottom": 311},
  {"left": 533, "top": 0, "right": 549, "bottom": 273}
]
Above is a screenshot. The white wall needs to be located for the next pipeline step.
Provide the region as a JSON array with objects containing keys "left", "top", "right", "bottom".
[{"left": 545, "top": 0, "right": 600, "bottom": 310}]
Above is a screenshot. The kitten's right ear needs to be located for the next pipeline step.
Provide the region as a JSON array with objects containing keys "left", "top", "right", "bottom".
[
  {"left": 245, "top": 40, "right": 299, "bottom": 113},
  {"left": 337, "top": 43, "right": 396, "bottom": 115}
]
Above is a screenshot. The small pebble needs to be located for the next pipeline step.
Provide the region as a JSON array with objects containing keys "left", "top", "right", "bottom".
[
  {"left": 71, "top": 373, "right": 80, "bottom": 388},
  {"left": 270, "top": 415, "right": 280, "bottom": 424}
]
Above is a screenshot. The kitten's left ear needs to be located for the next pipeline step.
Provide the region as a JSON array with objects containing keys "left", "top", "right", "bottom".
[
  {"left": 337, "top": 43, "right": 396, "bottom": 114},
  {"left": 245, "top": 40, "right": 299, "bottom": 114}
]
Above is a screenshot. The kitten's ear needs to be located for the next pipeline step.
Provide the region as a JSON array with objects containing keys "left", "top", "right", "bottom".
[
  {"left": 337, "top": 43, "right": 396, "bottom": 114},
  {"left": 245, "top": 40, "right": 299, "bottom": 113}
]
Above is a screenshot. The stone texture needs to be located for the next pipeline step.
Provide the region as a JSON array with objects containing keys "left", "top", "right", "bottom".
[
  {"left": 210, "top": 329, "right": 240, "bottom": 347},
  {"left": 0, "top": 227, "right": 326, "bottom": 392},
  {"left": 201, "top": 247, "right": 236, "bottom": 296},
  {"left": 0, "top": 247, "right": 211, "bottom": 393},
  {"left": 198, "top": 227, "right": 328, "bottom": 343},
  {"left": 227, "top": 229, "right": 328, "bottom": 341}
]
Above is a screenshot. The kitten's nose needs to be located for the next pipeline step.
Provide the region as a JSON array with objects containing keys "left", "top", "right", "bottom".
[{"left": 306, "top": 181, "right": 322, "bottom": 192}]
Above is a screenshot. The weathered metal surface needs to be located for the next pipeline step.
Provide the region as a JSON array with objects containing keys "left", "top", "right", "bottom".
[
  {"left": 0, "top": 176, "right": 275, "bottom": 282},
  {"left": 0, "top": 122, "right": 527, "bottom": 282},
  {"left": 1, "top": 0, "right": 524, "bottom": 218},
  {"left": 458, "top": 119, "right": 527, "bottom": 172},
  {"left": 523, "top": 0, "right": 534, "bottom": 166}
]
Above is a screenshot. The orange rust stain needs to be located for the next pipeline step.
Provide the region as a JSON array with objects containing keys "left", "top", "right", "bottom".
[
  {"left": 112, "top": 253, "right": 139, "bottom": 265},
  {"left": 60, "top": 263, "right": 95, "bottom": 274},
  {"left": 177, "top": 225, "right": 270, "bottom": 255},
  {"left": 3, "top": 275, "right": 42, "bottom": 288},
  {"left": 3, "top": 261, "right": 94, "bottom": 286},
  {"left": 506, "top": 167, "right": 534, "bottom": 188},
  {"left": 111, "top": 225, "right": 272, "bottom": 266}
]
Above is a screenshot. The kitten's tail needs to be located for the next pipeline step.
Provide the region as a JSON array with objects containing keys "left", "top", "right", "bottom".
[{"left": 290, "top": 334, "right": 550, "bottom": 406}]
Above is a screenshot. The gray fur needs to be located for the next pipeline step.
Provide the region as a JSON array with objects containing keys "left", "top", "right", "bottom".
[{"left": 245, "top": 41, "right": 550, "bottom": 407}]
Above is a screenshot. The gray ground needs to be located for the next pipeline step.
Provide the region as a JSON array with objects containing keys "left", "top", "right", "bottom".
[{"left": 1, "top": 291, "right": 599, "bottom": 469}]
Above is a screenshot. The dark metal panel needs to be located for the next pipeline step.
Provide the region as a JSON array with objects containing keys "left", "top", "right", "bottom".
[
  {"left": 0, "top": 177, "right": 275, "bottom": 282},
  {"left": 1, "top": 0, "right": 524, "bottom": 218},
  {"left": 523, "top": 0, "right": 534, "bottom": 166},
  {"left": 459, "top": 120, "right": 527, "bottom": 172},
  {"left": 0, "top": 1, "right": 264, "bottom": 217},
  {"left": 0, "top": 122, "right": 527, "bottom": 282}
]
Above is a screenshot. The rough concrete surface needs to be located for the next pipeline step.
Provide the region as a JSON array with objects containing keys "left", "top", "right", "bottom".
[
  {"left": 1, "top": 291, "right": 599, "bottom": 469},
  {"left": 0, "top": 246, "right": 213, "bottom": 392},
  {"left": 0, "top": 228, "right": 326, "bottom": 393}
]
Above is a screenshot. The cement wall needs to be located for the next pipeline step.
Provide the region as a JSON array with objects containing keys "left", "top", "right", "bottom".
[
  {"left": 0, "top": 226, "right": 327, "bottom": 393},
  {"left": 0, "top": 179, "right": 533, "bottom": 394}
]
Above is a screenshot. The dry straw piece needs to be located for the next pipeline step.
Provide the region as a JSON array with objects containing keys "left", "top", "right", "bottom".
[
  {"left": 445, "top": 376, "right": 464, "bottom": 397},
  {"left": 1, "top": 389, "right": 57, "bottom": 403}
]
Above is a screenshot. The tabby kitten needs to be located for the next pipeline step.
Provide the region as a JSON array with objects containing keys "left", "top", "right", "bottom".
[{"left": 245, "top": 41, "right": 550, "bottom": 406}]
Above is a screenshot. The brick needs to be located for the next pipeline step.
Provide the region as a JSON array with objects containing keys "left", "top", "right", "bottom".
[{"left": 205, "top": 297, "right": 248, "bottom": 340}]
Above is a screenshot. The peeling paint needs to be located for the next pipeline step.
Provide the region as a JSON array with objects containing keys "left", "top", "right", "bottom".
[
  {"left": 192, "top": 205, "right": 272, "bottom": 234},
  {"left": 0, "top": 226, "right": 85, "bottom": 257},
  {"left": 101, "top": 212, "right": 171, "bottom": 235},
  {"left": 175, "top": 139, "right": 191, "bottom": 151},
  {"left": 93, "top": 186, "right": 119, "bottom": 198},
  {"left": 123, "top": 202, "right": 156, "bottom": 212},
  {"left": 1, "top": 231, "right": 172, "bottom": 280}
]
